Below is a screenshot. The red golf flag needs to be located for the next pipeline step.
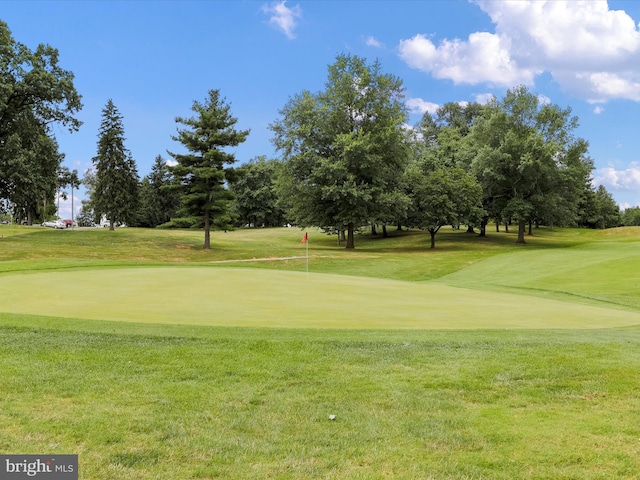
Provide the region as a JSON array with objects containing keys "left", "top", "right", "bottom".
[{"left": 301, "top": 232, "right": 308, "bottom": 243}]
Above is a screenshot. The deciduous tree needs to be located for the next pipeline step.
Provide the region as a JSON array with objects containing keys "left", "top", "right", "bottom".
[
  {"left": 271, "top": 54, "right": 409, "bottom": 248},
  {"left": 405, "top": 163, "right": 483, "bottom": 248},
  {"left": 229, "top": 156, "right": 284, "bottom": 228},
  {"left": 469, "top": 86, "right": 591, "bottom": 243},
  {"left": 0, "top": 21, "right": 81, "bottom": 208}
]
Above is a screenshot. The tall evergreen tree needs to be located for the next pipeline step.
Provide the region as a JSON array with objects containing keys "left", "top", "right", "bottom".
[
  {"left": 168, "top": 90, "right": 249, "bottom": 249},
  {"left": 593, "top": 185, "right": 621, "bottom": 229},
  {"left": 136, "top": 155, "right": 180, "bottom": 227},
  {"left": 92, "top": 100, "right": 139, "bottom": 230}
]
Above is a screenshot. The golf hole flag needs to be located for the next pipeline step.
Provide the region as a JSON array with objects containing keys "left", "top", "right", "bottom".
[{"left": 302, "top": 232, "right": 309, "bottom": 277}]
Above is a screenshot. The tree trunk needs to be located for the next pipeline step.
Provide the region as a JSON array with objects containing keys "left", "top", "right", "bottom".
[
  {"left": 371, "top": 224, "right": 377, "bottom": 235},
  {"left": 109, "top": 219, "right": 115, "bottom": 231},
  {"left": 382, "top": 225, "right": 388, "bottom": 238},
  {"left": 504, "top": 222, "right": 509, "bottom": 233},
  {"left": 478, "top": 218, "right": 487, "bottom": 237},
  {"left": 528, "top": 220, "right": 533, "bottom": 236},
  {"left": 339, "top": 230, "right": 346, "bottom": 242},
  {"left": 346, "top": 223, "right": 355, "bottom": 249},
  {"left": 516, "top": 218, "right": 526, "bottom": 244},
  {"left": 396, "top": 223, "right": 402, "bottom": 231},
  {"left": 203, "top": 214, "right": 211, "bottom": 249},
  {"left": 430, "top": 230, "right": 436, "bottom": 249},
  {"left": 496, "top": 222, "right": 500, "bottom": 232},
  {"left": 466, "top": 225, "right": 474, "bottom": 233}
]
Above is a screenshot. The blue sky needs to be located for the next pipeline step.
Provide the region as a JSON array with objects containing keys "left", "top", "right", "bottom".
[{"left": 4, "top": 0, "right": 640, "bottom": 219}]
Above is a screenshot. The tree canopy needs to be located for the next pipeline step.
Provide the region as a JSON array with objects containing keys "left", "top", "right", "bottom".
[
  {"left": 271, "top": 53, "right": 409, "bottom": 249},
  {"left": 0, "top": 20, "right": 82, "bottom": 223},
  {"left": 228, "top": 156, "right": 285, "bottom": 228},
  {"left": 469, "top": 86, "right": 591, "bottom": 243},
  {"left": 405, "top": 163, "right": 483, "bottom": 248}
]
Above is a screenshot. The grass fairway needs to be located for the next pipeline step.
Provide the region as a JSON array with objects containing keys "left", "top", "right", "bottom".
[{"left": 2, "top": 225, "right": 640, "bottom": 478}]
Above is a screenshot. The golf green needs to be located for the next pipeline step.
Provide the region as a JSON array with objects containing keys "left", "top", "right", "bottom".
[{"left": 2, "top": 266, "right": 640, "bottom": 329}]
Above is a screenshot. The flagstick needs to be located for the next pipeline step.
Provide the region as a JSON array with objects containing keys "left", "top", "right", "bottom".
[{"left": 306, "top": 235, "right": 309, "bottom": 280}]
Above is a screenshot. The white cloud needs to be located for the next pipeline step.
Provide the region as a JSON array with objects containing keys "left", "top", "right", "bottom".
[
  {"left": 537, "top": 94, "right": 551, "bottom": 105},
  {"left": 594, "top": 106, "right": 605, "bottom": 114},
  {"left": 398, "top": 32, "right": 534, "bottom": 86},
  {"left": 593, "top": 163, "right": 640, "bottom": 191},
  {"left": 406, "top": 97, "right": 440, "bottom": 114},
  {"left": 398, "top": 1, "right": 640, "bottom": 102},
  {"left": 365, "top": 36, "right": 382, "bottom": 48},
  {"left": 262, "top": 1, "right": 302, "bottom": 40},
  {"left": 474, "top": 93, "right": 495, "bottom": 105}
]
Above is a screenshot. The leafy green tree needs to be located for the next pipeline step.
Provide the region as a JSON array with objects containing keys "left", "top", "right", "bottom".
[
  {"left": 271, "top": 53, "right": 409, "bottom": 249},
  {"left": 0, "top": 21, "right": 82, "bottom": 204},
  {"left": 527, "top": 139, "right": 593, "bottom": 230},
  {"left": 5, "top": 110, "right": 63, "bottom": 224},
  {"left": 469, "top": 86, "right": 590, "bottom": 243},
  {"left": 229, "top": 156, "right": 284, "bottom": 228},
  {"left": 92, "top": 100, "right": 139, "bottom": 230},
  {"left": 419, "top": 102, "right": 487, "bottom": 170},
  {"left": 405, "top": 163, "right": 483, "bottom": 248},
  {"left": 135, "top": 155, "right": 180, "bottom": 227},
  {"left": 0, "top": 21, "right": 81, "bottom": 141},
  {"left": 593, "top": 185, "right": 620, "bottom": 228},
  {"left": 168, "top": 90, "right": 249, "bottom": 249},
  {"left": 622, "top": 206, "right": 640, "bottom": 226},
  {"left": 413, "top": 102, "right": 487, "bottom": 232}
]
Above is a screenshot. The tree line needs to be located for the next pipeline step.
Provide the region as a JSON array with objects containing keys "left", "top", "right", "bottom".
[{"left": 0, "top": 21, "right": 624, "bottom": 248}]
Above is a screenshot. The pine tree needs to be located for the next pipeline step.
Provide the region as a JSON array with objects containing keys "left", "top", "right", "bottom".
[
  {"left": 136, "top": 155, "right": 180, "bottom": 227},
  {"left": 92, "top": 100, "right": 139, "bottom": 230},
  {"left": 169, "top": 90, "right": 249, "bottom": 249}
]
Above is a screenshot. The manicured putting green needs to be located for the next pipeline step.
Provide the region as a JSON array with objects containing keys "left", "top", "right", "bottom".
[{"left": 2, "top": 266, "right": 640, "bottom": 329}]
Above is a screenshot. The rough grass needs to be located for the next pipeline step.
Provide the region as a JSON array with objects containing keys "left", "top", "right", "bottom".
[{"left": 1, "top": 319, "right": 640, "bottom": 479}]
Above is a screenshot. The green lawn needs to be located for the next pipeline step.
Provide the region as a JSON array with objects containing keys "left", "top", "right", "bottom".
[
  {"left": 1, "top": 225, "right": 640, "bottom": 478},
  {"left": 1, "top": 266, "right": 640, "bottom": 329}
]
